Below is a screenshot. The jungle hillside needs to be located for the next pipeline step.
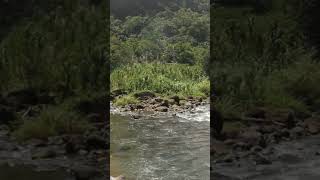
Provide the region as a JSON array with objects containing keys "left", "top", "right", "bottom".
[{"left": 110, "top": 0, "right": 210, "bottom": 105}]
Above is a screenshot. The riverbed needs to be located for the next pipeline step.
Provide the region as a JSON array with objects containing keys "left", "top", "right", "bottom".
[{"left": 110, "top": 105, "right": 210, "bottom": 179}]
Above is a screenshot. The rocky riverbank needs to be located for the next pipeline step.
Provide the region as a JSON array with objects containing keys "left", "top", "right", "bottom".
[
  {"left": 111, "top": 90, "right": 209, "bottom": 115},
  {"left": 0, "top": 88, "right": 108, "bottom": 180},
  {"left": 212, "top": 107, "right": 320, "bottom": 179}
]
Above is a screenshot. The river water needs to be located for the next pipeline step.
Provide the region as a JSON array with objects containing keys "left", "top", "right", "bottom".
[{"left": 110, "top": 105, "right": 210, "bottom": 180}]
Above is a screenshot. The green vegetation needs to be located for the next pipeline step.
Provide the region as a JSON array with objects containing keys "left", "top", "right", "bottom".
[
  {"left": 111, "top": 0, "right": 210, "bottom": 103},
  {"left": 0, "top": 0, "right": 108, "bottom": 94},
  {"left": 114, "top": 95, "right": 139, "bottom": 107},
  {"left": 0, "top": 0, "right": 108, "bottom": 141},
  {"left": 212, "top": 0, "right": 320, "bottom": 118},
  {"left": 111, "top": 63, "right": 209, "bottom": 97},
  {"left": 13, "top": 106, "right": 91, "bottom": 141}
]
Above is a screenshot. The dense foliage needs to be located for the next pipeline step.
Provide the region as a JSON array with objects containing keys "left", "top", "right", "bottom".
[
  {"left": 211, "top": 0, "right": 320, "bottom": 118},
  {"left": 0, "top": 0, "right": 108, "bottom": 95},
  {"left": 0, "top": 0, "right": 108, "bottom": 140},
  {"left": 111, "top": 0, "right": 210, "bottom": 98}
]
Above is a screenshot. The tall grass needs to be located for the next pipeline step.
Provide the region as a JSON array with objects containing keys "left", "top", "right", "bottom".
[
  {"left": 111, "top": 63, "right": 209, "bottom": 97},
  {"left": 211, "top": 1, "right": 319, "bottom": 117},
  {"left": 13, "top": 106, "right": 91, "bottom": 141}
]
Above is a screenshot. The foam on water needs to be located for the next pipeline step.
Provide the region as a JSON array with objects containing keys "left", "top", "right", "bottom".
[{"left": 176, "top": 105, "right": 210, "bottom": 122}]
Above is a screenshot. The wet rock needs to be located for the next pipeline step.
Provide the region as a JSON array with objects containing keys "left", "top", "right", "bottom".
[
  {"left": 239, "top": 129, "right": 261, "bottom": 147},
  {"left": 48, "top": 136, "right": 64, "bottom": 146},
  {"left": 133, "top": 91, "right": 155, "bottom": 100},
  {"left": 154, "top": 98, "right": 163, "bottom": 103},
  {"left": 290, "top": 126, "right": 305, "bottom": 137},
  {"left": 26, "top": 139, "right": 47, "bottom": 147},
  {"left": 258, "top": 125, "right": 276, "bottom": 134},
  {"left": 168, "top": 99, "right": 176, "bottom": 105},
  {"left": 224, "top": 139, "right": 237, "bottom": 146},
  {"left": 233, "top": 142, "right": 250, "bottom": 151},
  {"left": 305, "top": 117, "right": 320, "bottom": 134},
  {"left": 252, "top": 153, "right": 272, "bottom": 165},
  {"left": 266, "top": 109, "right": 296, "bottom": 129},
  {"left": 79, "top": 149, "right": 88, "bottom": 156},
  {"left": 155, "top": 106, "right": 168, "bottom": 112},
  {"left": 0, "top": 142, "right": 17, "bottom": 151},
  {"left": 32, "top": 148, "right": 57, "bottom": 159},
  {"left": 251, "top": 145, "right": 263, "bottom": 152},
  {"left": 278, "top": 153, "right": 302, "bottom": 164},
  {"left": 221, "top": 154, "right": 234, "bottom": 163},
  {"left": 170, "top": 95, "right": 180, "bottom": 104},
  {"left": 160, "top": 99, "right": 169, "bottom": 107},
  {"left": 279, "top": 128, "right": 291, "bottom": 139}
]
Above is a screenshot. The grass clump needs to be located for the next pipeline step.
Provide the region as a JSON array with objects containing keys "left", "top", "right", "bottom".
[
  {"left": 111, "top": 63, "right": 209, "bottom": 97},
  {"left": 13, "top": 106, "right": 91, "bottom": 141},
  {"left": 113, "top": 95, "right": 139, "bottom": 106}
]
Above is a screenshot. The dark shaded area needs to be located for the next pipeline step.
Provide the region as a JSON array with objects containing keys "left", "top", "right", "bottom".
[
  {"left": 302, "top": 0, "right": 320, "bottom": 55},
  {"left": 0, "top": 0, "right": 109, "bottom": 179}
]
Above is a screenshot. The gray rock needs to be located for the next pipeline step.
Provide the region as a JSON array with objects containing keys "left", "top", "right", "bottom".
[{"left": 32, "top": 148, "right": 57, "bottom": 159}]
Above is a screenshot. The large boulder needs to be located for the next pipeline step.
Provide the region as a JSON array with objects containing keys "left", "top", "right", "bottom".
[
  {"left": 304, "top": 116, "right": 320, "bottom": 134},
  {"left": 133, "top": 91, "right": 155, "bottom": 100},
  {"left": 239, "top": 128, "right": 262, "bottom": 148}
]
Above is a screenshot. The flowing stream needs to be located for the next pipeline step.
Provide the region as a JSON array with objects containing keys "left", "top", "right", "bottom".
[{"left": 110, "top": 105, "right": 210, "bottom": 180}]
